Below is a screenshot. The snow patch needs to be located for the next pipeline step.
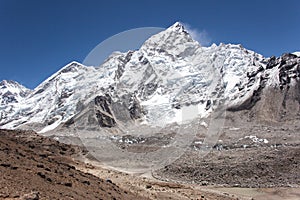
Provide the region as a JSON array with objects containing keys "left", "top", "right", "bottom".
[{"left": 244, "top": 135, "right": 269, "bottom": 144}]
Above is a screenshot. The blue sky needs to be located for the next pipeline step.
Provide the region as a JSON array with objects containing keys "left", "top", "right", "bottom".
[{"left": 0, "top": 0, "right": 299, "bottom": 89}]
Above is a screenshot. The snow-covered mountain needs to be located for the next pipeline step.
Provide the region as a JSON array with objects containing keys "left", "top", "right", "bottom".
[
  {"left": 0, "top": 22, "right": 299, "bottom": 134},
  {"left": 0, "top": 80, "right": 32, "bottom": 124},
  {"left": 0, "top": 80, "right": 31, "bottom": 105}
]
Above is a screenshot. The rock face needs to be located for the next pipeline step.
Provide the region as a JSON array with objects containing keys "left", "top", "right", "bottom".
[
  {"left": 94, "top": 95, "right": 116, "bottom": 128},
  {"left": 0, "top": 22, "right": 299, "bottom": 133},
  {"left": 278, "top": 53, "right": 300, "bottom": 89},
  {"left": 226, "top": 52, "right": 300, "bottom": 123},
  {"left": 253, "top": 53, "right": 300, "bottom": 122}
]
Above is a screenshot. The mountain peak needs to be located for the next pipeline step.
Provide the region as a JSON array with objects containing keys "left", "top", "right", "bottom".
[
  {"left": 0, "top": 80, "right": 31, "bottom": 105},
  {"left": 140, "top": 22, "right": 199, "bottom": 56},
  {"left": 0, "top": 80, "right": 19, "bottom": 87},
  {"left": 0, "top": 80, "right": 29, "bottom": 91},
  {"left": 169, "top": 22, "right": 186, "bottom": 32}
]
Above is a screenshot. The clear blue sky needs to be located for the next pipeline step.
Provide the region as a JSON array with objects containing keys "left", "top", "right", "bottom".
[{"left": 0, "top": 0, "right": 299, "bottom": 89}]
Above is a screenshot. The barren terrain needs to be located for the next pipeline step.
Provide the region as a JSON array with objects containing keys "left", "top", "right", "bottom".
[
  {"left": 0, "top": 127, "right": 299, "bottom": 200},
  {"left": 0, "top": 129, "right": 146, "bottom": 200}
]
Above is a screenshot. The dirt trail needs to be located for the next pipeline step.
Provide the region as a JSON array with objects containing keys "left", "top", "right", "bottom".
[
  {"left": 77, "top": 160, "right": 300, "bottom": 200},
  {"left": 77, "top": 160, "right": 235, "bottom": 200}
]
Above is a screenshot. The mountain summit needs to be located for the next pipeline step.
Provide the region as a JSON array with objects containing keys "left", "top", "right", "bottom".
[{"left": 141, "top": 21, "right": 199, "bottom": 57}]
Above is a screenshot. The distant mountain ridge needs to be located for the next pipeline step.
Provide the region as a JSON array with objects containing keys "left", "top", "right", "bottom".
[
  {"left": 1, "top": 22, "right": 300, "bottom": 134},
  {"left": 0, "top": 80, "right": 31, "bottom": 105}
]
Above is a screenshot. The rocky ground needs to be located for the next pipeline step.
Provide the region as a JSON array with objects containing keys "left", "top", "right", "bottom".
[
  {"left": 0, "top": 127, "right": 299, "bottom": 200},
  {"left": 0, "top": 129, "right": 238, "bottom": 200},
  {"left": 79, "top": 161, "right": 236, "bottom": 200},
  {"left": 0, "top": 129, "right": 146, "bottom": 200},
  {"left": 154, "top": 122, "right": 300, "bottom": 188},
  {"left": 155, "top": 146, "right": 300, "bottom": 188}
]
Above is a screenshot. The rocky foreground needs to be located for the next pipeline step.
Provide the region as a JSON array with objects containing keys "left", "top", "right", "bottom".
[
  {"left": 0, "top": 129, "right": 239, "bottom": 200},
  {"left": 0, "top": 129, "right": 146, "bottom": 200},
  {"left": 1, "top": 129, "right": 300, "bottom": 200}
]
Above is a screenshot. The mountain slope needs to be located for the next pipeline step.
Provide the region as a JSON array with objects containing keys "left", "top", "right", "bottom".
[
  {"left": 0, "top": 22, "right": 299, "bottom": 134},
  {"left": 0, "top": 129, "right": 148, "bottom": 199},
  {"left": 243, "top": 53, "right": 300, "bottom": 122}
]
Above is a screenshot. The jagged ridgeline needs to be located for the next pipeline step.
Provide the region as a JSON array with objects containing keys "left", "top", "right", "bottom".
[{"left": 1, "top": 22, "right": 300, "bottom": 134}]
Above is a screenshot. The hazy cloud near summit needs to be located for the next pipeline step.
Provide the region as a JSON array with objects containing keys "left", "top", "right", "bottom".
[{"left": 182, "top": 23, "right": 212, "bottom": 46}]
